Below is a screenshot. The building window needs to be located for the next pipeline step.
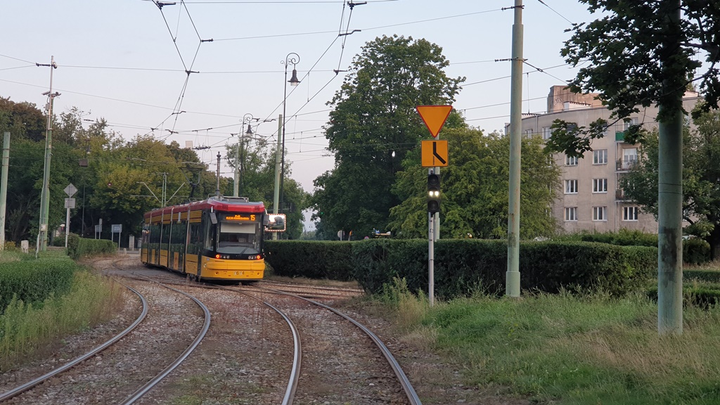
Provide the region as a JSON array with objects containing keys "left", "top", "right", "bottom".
[
  {"left": 623, "top": 148, "right": 638, "bottom": 169},
  {"left": 565, "top": 179, "right": 578, "bottom": 194},
  {"left": 624, "top": 117, "right": 639, "bottom": 131},
  {"left": 593, "top": 206, "right": 607, "bottom": 221},
  {"left": 623, "top": 206, "right": 639, "bottom": 221},
  {"left": 593, "top": 149, "right": 608, "bottom": 165},
  {"left": 565, "top": 207, "right": 578, "bottom": 221},
  {"left": 542, "top": 127, "right": 552, "bottom": 140},
  {"left": 565, "top": 155, "right": 578, "bottom": 166},
  {"left": 524, "top": 129, "right": 534, "bottom": 138},
  {"left": 592, "top": 178, "right": 608, "bottom": 193}
]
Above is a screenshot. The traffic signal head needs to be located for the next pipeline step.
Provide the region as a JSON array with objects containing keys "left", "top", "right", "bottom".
[{"left": 427, "top": 173, "right": 440, "bottom": 213}]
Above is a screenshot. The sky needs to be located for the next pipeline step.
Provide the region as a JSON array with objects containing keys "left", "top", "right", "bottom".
[{"left": 0, "top": 0, "right": 595, "bottom": 228}]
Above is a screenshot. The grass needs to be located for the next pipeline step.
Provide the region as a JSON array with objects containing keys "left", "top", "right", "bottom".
[
  {"left": 377, "top": 278, "right": 720, "bottom": 404},
  {"left": 0, "top": 267, "right": 125, "bottom": 371}
]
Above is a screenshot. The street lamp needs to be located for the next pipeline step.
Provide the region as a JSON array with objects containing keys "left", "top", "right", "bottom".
[
  {"left": 234, "top": 113, "right": 254, "bottom": 197},
  {"left": 279, "top": 52, "right": 300, "bottom": 215}
]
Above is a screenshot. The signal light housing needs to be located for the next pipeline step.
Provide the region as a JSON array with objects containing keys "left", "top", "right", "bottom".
[{"left": 427, "top": 173, "right": 441, "bottom": 213}]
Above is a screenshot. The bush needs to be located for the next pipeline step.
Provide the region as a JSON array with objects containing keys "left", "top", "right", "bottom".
[
  {"left": 0, "top": 256, "right": 76, "bottom": 312},
  {"left": 683, "top": 237, "right": 711, "bottom": 265},
  {"left": 351, "top": 239, "right": 657, "bottom": 299},
  {"left": 264, "top": 240, "right": 354, "bottom": 281},
  {"left": 555, "top": 229, "right": 658, "bottom": 247},
  {"left": 66, "top": 234, "right": 116, "bottom": 260}
]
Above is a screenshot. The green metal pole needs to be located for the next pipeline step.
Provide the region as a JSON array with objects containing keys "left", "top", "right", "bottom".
[
  {"left": 273, "top": 115, "right": 282, "bottom": 240},
  {"left": 0, "top": 132, "right": 9, "bottom": 251},
  {"left": 506, "top": 0, "right": 523, "bottom": 297},
  {"left": 657, "top": 0, "right": 683, "bottom": 335}
]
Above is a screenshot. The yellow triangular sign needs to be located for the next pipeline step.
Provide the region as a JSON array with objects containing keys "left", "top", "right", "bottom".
[{"left": 416, "top": 105, "right": 452, "bottom": 138}]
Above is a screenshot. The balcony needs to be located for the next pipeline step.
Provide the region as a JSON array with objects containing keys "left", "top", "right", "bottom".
[
  {"left": 616, "top": 188, "right": 626, "bottom": 201},
  {"left": 616, "top": 158, "right": 638, "bottom": 171}
]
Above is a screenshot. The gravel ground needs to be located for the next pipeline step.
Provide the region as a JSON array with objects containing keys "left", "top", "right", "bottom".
[{"left": 1, "top": 254, "right": 531, "bottom": 404}]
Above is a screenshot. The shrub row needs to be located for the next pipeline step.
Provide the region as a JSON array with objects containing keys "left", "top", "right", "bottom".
[
  {"left": 0, "top": 256, "right": 76, "bottom": 312},
  {"left": 264, "top": 239, "right": 658, "bottom": 298},
  {"left": 66, "top": 234, "right": 117, "bottom": 260},
  {"left": 264, "top": 241, "right": 354, "bottom": 281},
  {"left": 555, "top": 230, "right": 712, "bottom": 264},
  {"left": 646, "top": 284, "right": 720, "bottom": 309}
]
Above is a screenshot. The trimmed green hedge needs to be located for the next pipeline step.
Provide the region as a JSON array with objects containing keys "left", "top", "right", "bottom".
[
  {"left": 265, "top": 239, "right": 658, "bottom": 298},
  {"left": 0, "top": 256, "right": 76, "bottom": 312},
  {"left": 352, "top": 240, "right": 657, "bottom": 299},
  {"left": 647, "top": 283, "right": 720, "bottom": 309},
  {"left": 264, "top": 240, "right": 354, "bottom": 281},
  {"left": 66, "top": 234, "right": 116, "bottom": 260}
]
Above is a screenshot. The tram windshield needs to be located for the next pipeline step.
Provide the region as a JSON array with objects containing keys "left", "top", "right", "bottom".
[{"left": 216, "top": 216, "right": 262, "bottom": 255}]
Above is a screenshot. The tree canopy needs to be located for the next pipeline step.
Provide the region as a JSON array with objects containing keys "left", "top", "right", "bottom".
[
  {"left": 389, "top": 128, "right": 560, "bottom": 239},
  {"left": 312, "top": 35, "right": 464, "bottom": 239},
  {"left": 0, "top": 97, "right": 308, "bottom": 244},
  {"left": 546, "top": 0, "right": 720, "bottom": 155},
  {"left": 622, "top": 108, "right": 720, "bottom": 259}
]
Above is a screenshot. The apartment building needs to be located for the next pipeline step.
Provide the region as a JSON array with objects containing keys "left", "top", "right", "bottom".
[{"left": 513, "top": 85, "right": 700, "bottom": 234}]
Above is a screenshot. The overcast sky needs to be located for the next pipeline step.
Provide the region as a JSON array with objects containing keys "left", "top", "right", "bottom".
[{"left": 1, "top": 1, "right": 597, "bottom": 194}]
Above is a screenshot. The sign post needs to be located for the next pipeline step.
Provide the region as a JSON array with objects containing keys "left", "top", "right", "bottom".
[
  {"left": 64, "top": 184, "right": 77, "bottom": 248},
  {"left": 416, "top": 105, "right": 452, "bottom": 307},
  {"left": 112, "top": 224, "right": 122, "bottom": 247}
]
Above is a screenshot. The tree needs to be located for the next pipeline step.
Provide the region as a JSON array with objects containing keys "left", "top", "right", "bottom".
[
  {"left": 622, "top": 109, "right": 720, "bottom": 259},
  {"left": 313, "top": 35, "right": 464, "bottom": 238},
  {"left": 546, "top": 0, "right": 720, "bottom": 334},
  {"left": 389, "top": 128, "right": 560, "bottom": 239},
  {"left": 224, "top": 139, "right": 310, "bottom": 240}
]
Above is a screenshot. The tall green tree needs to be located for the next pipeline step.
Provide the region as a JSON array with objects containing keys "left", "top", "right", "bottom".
[
  {"left": 545, "top": 0, "right": 720, "bottom": 335},
  {"left": 389, "top": 128, "right": 560, "bottom": 239},
  {"left": 224, "top": 138, "right": 309, "bottom": 239},
  {"left": 313, "top": 35, "right": 464, "bottom": 238}
]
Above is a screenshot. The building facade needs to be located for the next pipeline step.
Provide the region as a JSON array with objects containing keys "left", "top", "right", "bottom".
[{"left": 513, "top": 86, "right": 699, "bottom": 234}]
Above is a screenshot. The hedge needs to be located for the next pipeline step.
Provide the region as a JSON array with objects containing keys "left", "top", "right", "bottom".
[
  {"left": 0, "top": 256, "right": 76, "bottom": 312},
  {"left": 264, "top": 240, "right": 354, "bottom": 281},
  {"left": 351, "top": 240, "right": 657, "bottom": 299},
  {"left": 265, "top": 239, "right": 658, "bottom": 299},
  {"left": 66, "top": 234, "right": 117, "bottom": 260}
]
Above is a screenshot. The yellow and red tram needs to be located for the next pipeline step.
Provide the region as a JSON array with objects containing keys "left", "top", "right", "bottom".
[{"left": 141, "top": 196, "right": 269, "bottom": 282}]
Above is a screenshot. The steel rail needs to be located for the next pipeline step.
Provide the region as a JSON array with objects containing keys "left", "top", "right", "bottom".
[
  {"left": 120, "top": 281, "right": 211, "bottom": 405},
  {"left": 249, "top": 285, "right": 423, "bottom": 405},
  {"left": 0, "top": 285, "right": 149, "bottom": 402},
  {"left": 123, "top": 275, "right": 303, "bottom": 405}
]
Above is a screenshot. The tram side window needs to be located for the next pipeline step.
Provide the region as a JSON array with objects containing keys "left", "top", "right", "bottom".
[
  {"left": 162, "top": 222, "right": 171, "bottom": 246},
  {"left": 172, "top": 221, "right": 187, "bottom": 253},
  {"left": 203, "top": 216, "right": 215, "bottom": 251},
  {"left": 188, "top": 223, "right": 201, "bottom": 255},
  {"left": 150, "top": 223, "right": 161, "bottom": 244}
]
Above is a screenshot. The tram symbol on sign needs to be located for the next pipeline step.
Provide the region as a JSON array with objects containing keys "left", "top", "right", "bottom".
[{"left": 421, "top": 140, "right": 448, "bottom": 167}]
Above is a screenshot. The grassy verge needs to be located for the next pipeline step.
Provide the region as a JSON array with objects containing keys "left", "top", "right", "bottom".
[
  {"left": 377, "top": 278, "right": 720, "bottom": 404},
  {"left": 0, "top": 264, "right": 125, "bottom": 371}
]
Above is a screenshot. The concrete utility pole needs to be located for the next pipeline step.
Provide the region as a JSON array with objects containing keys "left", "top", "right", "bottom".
[
  {"left": 37, "top": 56, "right": 59, "bottom": 252},
  {"left": 215, "top": 152, "right": 221, "bottom": 197},
  {"left": 657, "top": 0, "right": 684, "bottom": 335},
  {"left": 506, "top": 0, "right": 523, "bottom": 297},
  {"left": 0, "top": 132, "right": 9, "bottom": 251},
  {"left": 273, "top": 115, "right": 282, "bottom": 240}
]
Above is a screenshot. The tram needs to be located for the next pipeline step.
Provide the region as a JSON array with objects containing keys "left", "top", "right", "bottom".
[{"left": 140, "top": 196, "right": 284, "bottom": 282}]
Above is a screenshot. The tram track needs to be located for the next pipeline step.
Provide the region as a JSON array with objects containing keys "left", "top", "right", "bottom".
[
  {"left": 120, "top": 267, "right": 421, "bottom": 404},
  {"left": 0, "top": 265, "right": 211, "bottom": 405},
  {"left": 244, "top": 283, "right": 422, "bottom": 405},
  {"left": 0, "top": 285, "right": 148, "bottom": 402}
]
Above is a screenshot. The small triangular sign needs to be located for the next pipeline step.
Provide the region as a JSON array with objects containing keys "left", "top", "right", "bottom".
[{"left": 416, "top": 105, "right": 452, "bottom": 138}]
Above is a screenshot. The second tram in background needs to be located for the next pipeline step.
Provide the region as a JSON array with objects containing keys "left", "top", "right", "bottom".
[{"left": 141, "top": 196, "right": 285, "bottom": 282}]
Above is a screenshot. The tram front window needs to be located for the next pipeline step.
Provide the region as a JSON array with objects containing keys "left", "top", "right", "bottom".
[{"left": 217, "top": 221, "right": 260, "bottom": 254}]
